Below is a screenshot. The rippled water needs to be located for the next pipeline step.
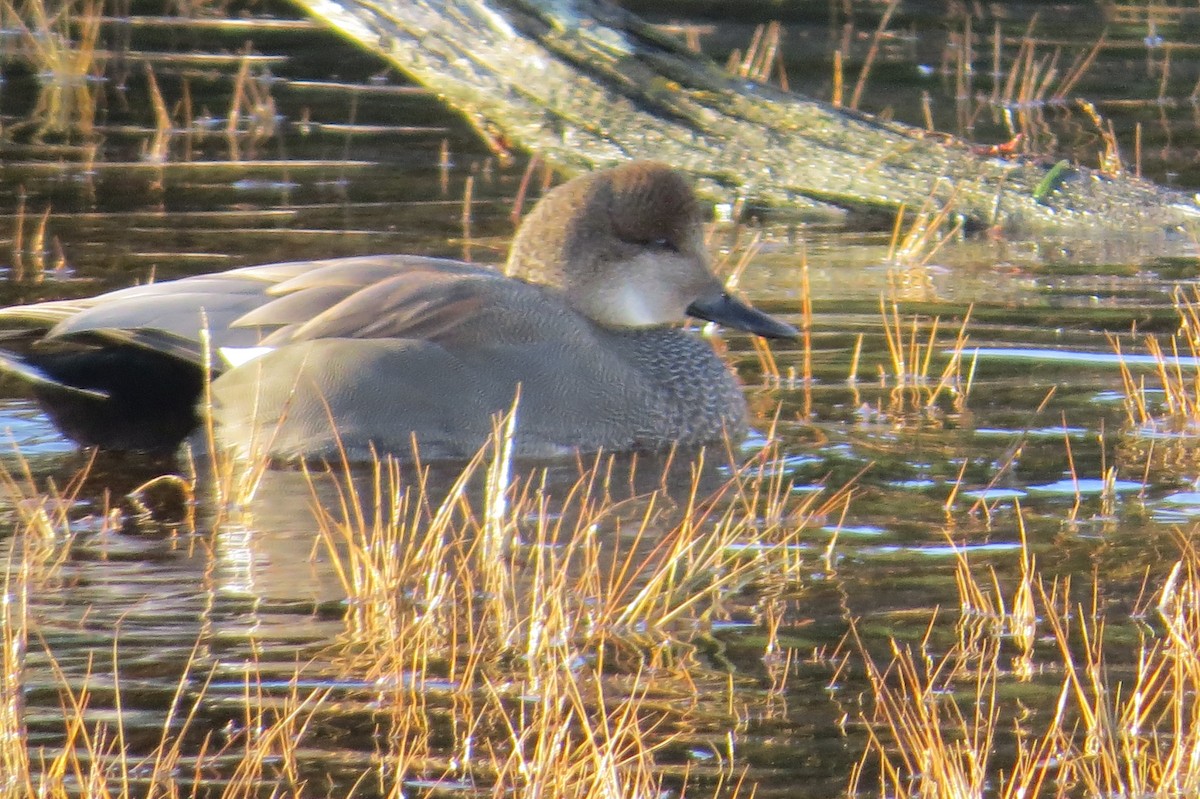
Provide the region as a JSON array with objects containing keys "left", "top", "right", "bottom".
[{"left": 2, "top": 2, "right": 1200, "bottom": 797}]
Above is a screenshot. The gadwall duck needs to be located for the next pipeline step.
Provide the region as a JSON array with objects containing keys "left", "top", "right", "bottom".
[{"left": 0, "top": 162, "right": 795, "bottom": 460}]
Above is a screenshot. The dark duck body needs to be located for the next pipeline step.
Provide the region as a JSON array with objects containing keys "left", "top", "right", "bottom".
[{"left": 0, "top": 162, "right": 796, "bottom": 460}]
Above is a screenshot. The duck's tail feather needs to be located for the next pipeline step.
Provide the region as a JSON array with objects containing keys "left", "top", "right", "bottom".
[{"left": 0, "top": 351, "right": 109, "bottom": 399}]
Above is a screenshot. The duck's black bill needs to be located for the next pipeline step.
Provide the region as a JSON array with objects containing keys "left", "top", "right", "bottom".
[{"left": 687, "top": 293, "right": 798, "bottom": 340}]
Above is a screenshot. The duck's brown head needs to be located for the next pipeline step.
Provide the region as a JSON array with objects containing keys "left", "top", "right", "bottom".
[{"left": 507, "top": 161, "right": 796, "bottom": 339}]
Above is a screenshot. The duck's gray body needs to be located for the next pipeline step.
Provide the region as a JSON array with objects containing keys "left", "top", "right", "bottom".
[{"left": 0, "top": 163, "right": 794, "bottom": 460}]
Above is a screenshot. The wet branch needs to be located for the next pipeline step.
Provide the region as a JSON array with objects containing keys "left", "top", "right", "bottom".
[{"left": 292, "top": 0, "right": 1200, "bottom": 234}]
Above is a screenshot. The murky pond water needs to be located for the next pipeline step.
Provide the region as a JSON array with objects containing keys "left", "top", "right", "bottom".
[{"left": 2, "top": 2, "right": 1200, "bottom": 798}]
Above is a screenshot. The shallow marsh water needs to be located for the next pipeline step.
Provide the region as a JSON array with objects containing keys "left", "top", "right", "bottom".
[{"left": 2, "top": 2, "right": 1200, "bottom": 797}]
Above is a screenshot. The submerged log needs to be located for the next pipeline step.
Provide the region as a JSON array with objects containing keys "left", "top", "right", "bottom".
[{"left": 293, "top": 0, "right": 1200, "bottom": 234}]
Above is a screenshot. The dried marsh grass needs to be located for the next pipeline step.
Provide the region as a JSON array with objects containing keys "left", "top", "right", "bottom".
[
  {"left": 849, "top": 620, "right": 1060, "bottom": 799},
  {"left": 727, "top": 21, "right": 789, "bottom": 90},
  {"left": 886, "top": 184, "right": 964, "bottom": 270},
  {"left": 0, "top": 450, "right": 109, "bottom": 573},
  {"left": 11, "top": 413, "right": 1200, "bottom": 798},
  {"left": 946, "top": 508, "right": 1037, "bottom": 676},
  {"left": 305, "top": 423, "right": 845, "bottom": 796},
  {"left": 854, "top": 520, "right": 1200, "bottom": 799},
  {"left": 1, "top": 547, "right": 32, "bottom": 791},
  {"left": 1116, "top": 285, "right": 1200, "bottom": 433},
  {"left": 10, "top": 632, "right": 334, "bottom": 798},
  {"left": 0, "top": 402, "right": 823, "bottom": 797},
  {"left": 313, "top": 429, "right": 843, "bottom": 680},
  {"left": 871, "top": 298, "right": 975, "bottom": 419}
]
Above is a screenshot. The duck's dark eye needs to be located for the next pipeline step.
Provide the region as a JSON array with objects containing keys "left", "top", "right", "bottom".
[{"left": 624, "top": 234, "right": 680, "bottom": 252}]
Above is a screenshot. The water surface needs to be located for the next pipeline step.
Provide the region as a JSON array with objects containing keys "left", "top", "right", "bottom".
[{"left": 2, "top": 2, "right": 1200, "bottom": 797}]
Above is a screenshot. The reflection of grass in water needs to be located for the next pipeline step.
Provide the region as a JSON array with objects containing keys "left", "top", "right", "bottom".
[
  {"left": 7, "top": 187, "right": 68, "bottom": 282},
  {"left": 2, "top": 0, "right": 103, "bottom": 139},
  {"left": 0, "top": 0, "right": 285, "bottom": 153}
]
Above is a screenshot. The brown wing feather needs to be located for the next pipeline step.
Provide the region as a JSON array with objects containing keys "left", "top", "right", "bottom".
[
  {"left": 264, "top": 254, "right": 491, "bottom": 295},
  {"left": 259, "top": 269, "right": 579, "bottom": 349}
]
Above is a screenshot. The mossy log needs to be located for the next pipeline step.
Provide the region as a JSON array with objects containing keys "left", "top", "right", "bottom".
[{"left": 293, "top": 0, "right": 1200, "bottom": 234}]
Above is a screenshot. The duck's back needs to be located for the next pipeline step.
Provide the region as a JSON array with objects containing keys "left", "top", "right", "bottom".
[
  {"left": 0, "top": 161, "right": 787, "bottom": 460},
  {"left": 210, "top": 267, "right": 748, "bottom": 461},
  {"left": 0, "top": 256, "right": 502, "bottom": 451}
]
